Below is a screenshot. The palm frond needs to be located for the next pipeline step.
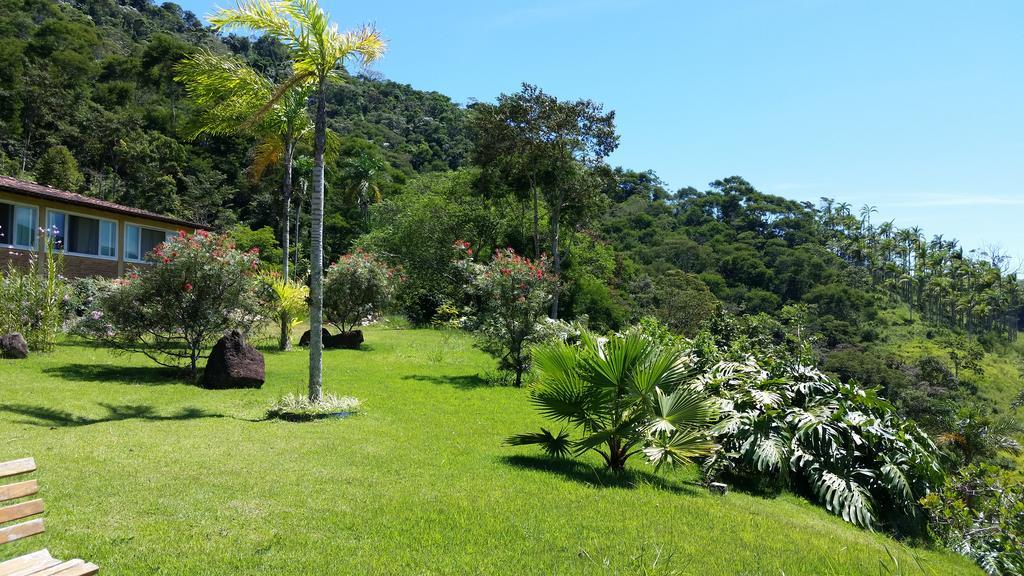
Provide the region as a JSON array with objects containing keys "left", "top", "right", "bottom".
[
  {"left": 643, "top": 429, "right": 718, "bottom": 471},
  {"left": 505, "top": 428, "right": 572, "bottom": 458},
  {"left": 209, "top": 0, "right": 300, "bottom": 49},
  {"left": 647, "top": 385, "right": 719, "bottom": 436}
]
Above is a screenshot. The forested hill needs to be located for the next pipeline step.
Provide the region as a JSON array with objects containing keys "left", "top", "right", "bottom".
[
  {"left": 2, "top": 0, "right": 1023, "bottom": 435},
  {"left": 0, "top": 0, "right": 470, "bottom": 231}
]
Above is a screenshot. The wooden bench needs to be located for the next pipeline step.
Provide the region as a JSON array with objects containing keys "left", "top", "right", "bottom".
[{"left": 0, "top": 458, "right": 98, "bottom": 576}]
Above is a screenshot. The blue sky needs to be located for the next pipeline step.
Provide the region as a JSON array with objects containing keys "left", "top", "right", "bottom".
[{"left": 180, "top": 0, "right": 1024, "bottom": 266}]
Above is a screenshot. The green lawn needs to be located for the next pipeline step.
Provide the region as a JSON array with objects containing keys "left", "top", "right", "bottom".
[{"left": 0, "top": 327, "right": 980, "bottom": 575}]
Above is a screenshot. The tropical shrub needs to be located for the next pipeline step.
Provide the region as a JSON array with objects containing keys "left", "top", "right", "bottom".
[
  {"left": 508, "top": 332, "right": 719, "bottom": 471},
  {"left": 322, "top": 249, "right": 397, "bottom": 333},
  {"left": 0, "top": 231, "right": 69, "bottom": 351},
  {"left": 78, "top": 231, "right": 270, "bottom": 381},
  {"left": 697, "top": 357, "right": 943, "bottom": 529},
  {"left": 922, "top": 464, "right": 1024, "bottom": 576},
  {"left": 263, "top": 273, "right": 309, "bottom": 350},
  {"left": 473, "top": 248, "right": 556, "bottom": 387}
]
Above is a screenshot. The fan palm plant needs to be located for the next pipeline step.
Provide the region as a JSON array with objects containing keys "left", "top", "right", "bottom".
[
  {"left": 210, "top": 0, "right": 386, "bottom": 401},
  {"left": 507, "top": 332, "right": 719, "bottom": 472}
]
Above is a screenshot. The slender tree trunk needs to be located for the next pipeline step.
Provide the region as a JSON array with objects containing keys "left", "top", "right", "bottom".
[
  {"left": 549, "top": 201, "right": 561, "bottom": 319},
  {"left": 294, "top": 180, "right": 305, "bottom": 272},
  {"left": 279, "top": 139, "right": 295, "bottom": 351},
  {"left": 531, "top": 183, "right": 540, "bottom": 259},
  {"left": 308, "top": 81, "right": 327, "bottom": 403}
]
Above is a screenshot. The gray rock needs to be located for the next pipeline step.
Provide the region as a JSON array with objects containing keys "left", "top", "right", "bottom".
[{"left": 0, "top": 333, "right": 28, "bottom": 359}]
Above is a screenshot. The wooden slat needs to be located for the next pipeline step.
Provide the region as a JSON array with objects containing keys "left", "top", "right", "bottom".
[
  {"left": 0, "top": 460, "right": 35, "bottom": 480},
  {"left": 0, "top": 500, "right": 43, "bottom": 525},
  {"left": 0, "top": 550, "right": 54, "bottom": 576},
  {"left": 45, "top": 562, "right": 98, "bottom": 576},
  {"left": 0, "top": 519, "right": 44, "bottom": 545},
  {"left": 0, "top": 480, "right": 38, "bottom": 504},
  {"left": 5, "top": 557, "right": 61, "bottom": 576},
  {"left": 17, "top": 560, "right": 82, "bottom": 576}
]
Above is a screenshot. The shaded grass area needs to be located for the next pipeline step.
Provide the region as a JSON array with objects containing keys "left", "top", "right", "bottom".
[{"left": 0, "top": 327, "right": 980, "bottom": 575}]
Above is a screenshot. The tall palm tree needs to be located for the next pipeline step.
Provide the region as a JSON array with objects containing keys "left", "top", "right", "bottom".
[
  {"left": 211, "top": 0, "right": 385, "bottom": 402},
  {"left": 176, "top": 51, "right": 312, "bottom": 350}
]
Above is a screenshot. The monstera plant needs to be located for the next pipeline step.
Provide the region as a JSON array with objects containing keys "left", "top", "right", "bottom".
[{"left": 698, "top": 358, "right": 943, "bottom": 529}]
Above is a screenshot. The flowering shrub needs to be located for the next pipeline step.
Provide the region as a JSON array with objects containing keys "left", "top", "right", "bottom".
[
  {"left": 77, "top": 231, "right": 270, "bottom": 381},
  {"left": 473, "top": 248, "right": 556, "bottom": 387},
  {"left": 0, "top": 229, "right": 69, "bottom": 351},
  {"left": 322, "top": 250, "right": 398, "bottom": 333}
]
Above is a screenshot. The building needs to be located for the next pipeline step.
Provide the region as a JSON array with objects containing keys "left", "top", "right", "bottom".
[{"left": 0, "top": 176, "right": 203, "bottom": 278}]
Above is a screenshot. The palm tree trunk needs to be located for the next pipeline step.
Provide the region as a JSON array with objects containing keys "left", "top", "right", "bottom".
[
  {"left": 308, "top": 81, "right": 327, "bottom": 403},
  {"left": 279, "top": 139, "right": 295, "bottom": 351}
]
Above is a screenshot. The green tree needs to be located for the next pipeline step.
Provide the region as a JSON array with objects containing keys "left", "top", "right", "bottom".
[
  {"left": 176, "top": 50, "right": 313, "bottom": 349},
  {"left": 35, "top": 145, "right": 84, "bottom": 190},
  {"left": 470, "top": 84, "right": 618, "bottom": 318},
  {"left": 211, "top": 0, "right": 386, "bottom": 402}
]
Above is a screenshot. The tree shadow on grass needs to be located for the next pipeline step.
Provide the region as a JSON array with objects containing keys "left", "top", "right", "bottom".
[
  {"left": 401, "top": 373, "right": 490, "bottom": 389},
  {"left": 501, "top": 454, "right": 700, "bottom": 496},
  {"left": 0, "top": 403, "right": 231, "bottom": 427},
  {"left": 42, "top": 363, "right": 188, "bottom": 386}
]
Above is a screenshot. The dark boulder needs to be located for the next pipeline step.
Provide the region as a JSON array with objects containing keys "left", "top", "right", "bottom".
[
  {"left": 0, "top": 333, "right": 28, "bottom": 359},
  {"left": 325, "top": 330, "right": 364, "bottom": 350},
  {"left": 299, "top": 327, "right": 332, "bottom": 347},
  {"left": 201, "top": 330, "right": 264, "bottom": 389}
]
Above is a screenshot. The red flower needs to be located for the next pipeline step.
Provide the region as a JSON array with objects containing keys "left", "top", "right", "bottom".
[{"left": 182, "top": 283, "right": 193, "bottom": 293}]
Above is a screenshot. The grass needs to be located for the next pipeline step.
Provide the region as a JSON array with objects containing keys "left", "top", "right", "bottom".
[{"left": 0, "top": 326, "right": 981, "bottom": 575}]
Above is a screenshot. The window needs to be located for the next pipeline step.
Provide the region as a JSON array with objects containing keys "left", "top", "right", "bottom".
[
  {"left": 125, "top": 224, "right": 172, "bottom": 261},
  {"left": 0, "top": 201, "right": 37, "bottom": 248},
  {"left": 47, "top": 210, "right": 117, "bottom": 258}
]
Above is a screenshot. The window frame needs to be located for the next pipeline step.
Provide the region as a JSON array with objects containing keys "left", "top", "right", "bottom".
[
  {"left": 123, "top": 222, "right": 176, "bottom": 263},
  {"left": 45, "top": 208, "right": 119, "bottom": 261},
  {"left": 0, "top": 199, "right": 38, "bottom": 250}
]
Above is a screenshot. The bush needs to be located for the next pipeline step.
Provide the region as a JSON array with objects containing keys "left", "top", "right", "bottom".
[
  {"left": 922, "top": 464, "right": 1024, "bottom": 576},
  {"left": 0, "top": 232, "right": 69, "bottom": 351},
  {"left": 508, "top": 331, "right": 719, "bottom": 471},
  {"left": 699, "top": 357, "right": 942, "bottom": 531},
  {"left": 263, "top": 273, "right": 309, "bottom": 350},
  {"left": 78, "top": 231, "right": 270, "bottom": 381},
  {"left": 322, "top": 250, "right": 397, "bottom": 333},
  {"left": 472, "top": 248, "right": 556, "bottom": 387}
]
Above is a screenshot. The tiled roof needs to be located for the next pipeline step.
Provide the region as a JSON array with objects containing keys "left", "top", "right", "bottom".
[{"left": 0, "top": 175, "right": 205, "bottom": 229}]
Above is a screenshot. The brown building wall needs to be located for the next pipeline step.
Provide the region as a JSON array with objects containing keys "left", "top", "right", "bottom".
[
  {"left": 0, "top": 247, "right": 34, "bottom": 272},
  {"left": 0, "top": 189, "right": 197, "bottom": 280}
]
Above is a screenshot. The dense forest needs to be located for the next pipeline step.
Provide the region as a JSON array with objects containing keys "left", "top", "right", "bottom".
[{"left": 2, "top": 0, "right": 1022, "bottom": 465}]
